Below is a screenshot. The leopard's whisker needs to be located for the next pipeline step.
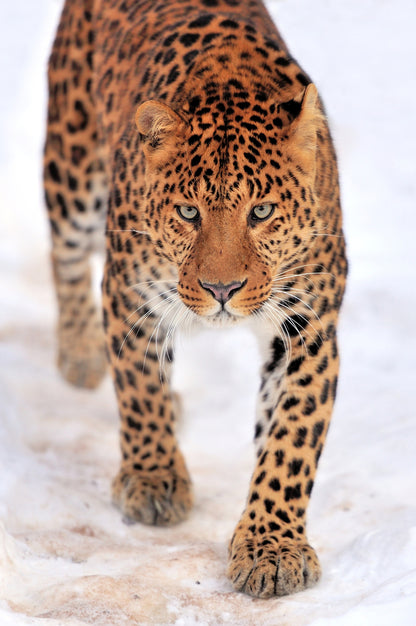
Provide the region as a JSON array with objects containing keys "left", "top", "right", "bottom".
[
  {"left": 269, "top": 302, "right": 307, "bottom": 360},
  {"left": 121, "top": 287, "right": 177, "bottom": 330},
  {"left": 119, "top": 292, "right": 176, "bottom": 360},
  {"left": 164, "top": 297, "right": 188, "bottom": 360},
  {"left": 273, "top": 270, "right": 332, "bottom": 283},
  {"left": 267, "top": 288, "right": 325, "bottom": 353},
  {"left": 261, "top": 300, "right": 292, "bottom": 365},
  {"left": 270, "top": 298, "right": 319, "bottom": 352},
  {"left": 104, "top": 229, "right": 151, "bottom": 246},
  {"left": 309, "top": 231, "right": 344, "bottom": 239},
  {"left": 160, "top": 297, "right": 188, "bottom": 378},
  {"left": 274, "top": 262, "right": 326, "bottom": 276},
  {"left": 125, "top": 279, "right": 177, "bottom": 293},
  {"left": 270, "top": 288, "right": 324, "bottom": 329},
  {"left": 143, "top": 296, "right": 177, "bottom": 375},
  {"left": 106, "top": 228, "right": 151, "bottom": 236}
]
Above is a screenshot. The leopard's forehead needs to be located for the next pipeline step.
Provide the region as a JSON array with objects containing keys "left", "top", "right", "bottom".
[
  {"left": 169, "top": 83, "right": 301, "bottom": 209},
  {"left": 139, "top": 13, "right": 311, "bottom": 209}
]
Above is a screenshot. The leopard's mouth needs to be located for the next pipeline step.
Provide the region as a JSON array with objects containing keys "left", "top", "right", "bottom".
[
  {"left": 183, "top": 294, "right": 267, "bottom": 328},
  {"left": 178, "top": 277, "right": 267, "bottom": 327}
]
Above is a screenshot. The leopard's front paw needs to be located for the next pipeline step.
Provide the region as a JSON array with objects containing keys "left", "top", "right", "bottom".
[
  {"left": 112, "top": 464, "right": 193, "bottom": 526},
  {"left": 57, "top": 327, "right": 107, "bottom": 389},
  {"left": 227, "top": 531, "right": 321, "bottom": 598}
]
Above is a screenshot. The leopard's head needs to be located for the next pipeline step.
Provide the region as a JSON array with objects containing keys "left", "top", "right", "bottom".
[{"left": 136, "top": 82, "right": 324, "bottom": 327}]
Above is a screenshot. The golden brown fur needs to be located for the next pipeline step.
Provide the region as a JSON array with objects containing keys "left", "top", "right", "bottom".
[{"left": 44, "top": 0, "right": 347, "bottom": 598}]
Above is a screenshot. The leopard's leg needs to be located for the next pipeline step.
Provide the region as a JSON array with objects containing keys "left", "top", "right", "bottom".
[
  {"left": 102, "top": 250, "right": 193, "bottom": 526},
  {"left": 44, "top": 0, "right": 108, "bottom": 388},
  {"left": 228, "top": 309, "right": 341, "bottom": 598}
]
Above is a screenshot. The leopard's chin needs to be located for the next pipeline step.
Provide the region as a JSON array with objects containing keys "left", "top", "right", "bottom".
[{"left": 199, "top": 309, "right": 247, "bottom": 329}]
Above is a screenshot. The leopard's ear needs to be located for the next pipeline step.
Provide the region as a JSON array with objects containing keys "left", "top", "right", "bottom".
[
  {"left": 286, "top": 83, "right": 324, "bottom": 171},
  {"left": 135, "top": 100, "right": 185, "bottom": 162}
]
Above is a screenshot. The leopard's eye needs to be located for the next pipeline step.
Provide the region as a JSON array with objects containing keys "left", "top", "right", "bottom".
[
  {"left": 176, "top": 205, "right": 200, "bottom": 222},
  {"left": 249, "top": 203, "right": 276, "bottom": 223}
]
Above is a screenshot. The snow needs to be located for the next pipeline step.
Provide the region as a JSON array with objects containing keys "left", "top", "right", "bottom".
[{"left": 1, "top": 0, "right": 415, "bottom": 624}]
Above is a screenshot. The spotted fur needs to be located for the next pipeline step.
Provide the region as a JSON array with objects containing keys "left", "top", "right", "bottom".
[{"left": 44, "top": 0, "right": 347, "bottom": 598}]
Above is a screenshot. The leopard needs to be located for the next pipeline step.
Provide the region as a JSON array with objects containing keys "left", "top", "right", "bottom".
[{"left": 44, "top": 0, "right": 347, "bottom": 599}]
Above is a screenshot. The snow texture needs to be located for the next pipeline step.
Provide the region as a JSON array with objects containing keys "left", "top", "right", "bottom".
[{"left": 1, "top": 0, "right": 416, "bottom": 624}]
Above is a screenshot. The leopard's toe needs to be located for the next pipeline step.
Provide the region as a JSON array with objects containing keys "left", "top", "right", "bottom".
[
  {"left": 227, "top": 534, "right": 320, "bottom": 598},
  {"left": 112, "top": 465, "right": 193, "bottom": 526}
]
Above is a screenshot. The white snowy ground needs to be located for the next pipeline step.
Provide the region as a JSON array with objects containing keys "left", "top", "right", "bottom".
[{"left": 1, "top": 0, "right": 415, "bottom": 624}]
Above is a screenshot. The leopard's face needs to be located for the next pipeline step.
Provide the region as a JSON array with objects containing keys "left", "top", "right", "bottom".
[{"left": 137, "top": 84, "right": 322, "bottom": 327}]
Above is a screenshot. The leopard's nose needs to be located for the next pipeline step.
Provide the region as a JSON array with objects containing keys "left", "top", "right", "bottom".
[{"left": 200, "top": 279, "right": 246, "bottom": 305}]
